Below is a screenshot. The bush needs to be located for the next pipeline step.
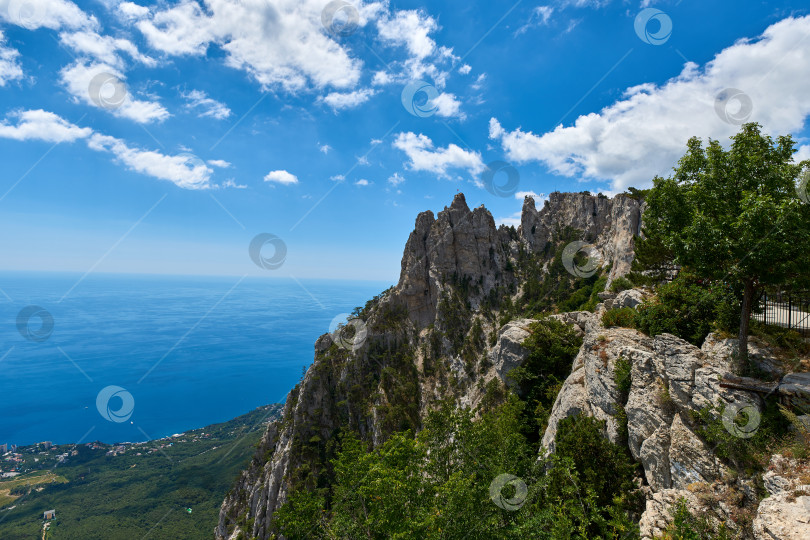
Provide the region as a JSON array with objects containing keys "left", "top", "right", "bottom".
[
  {"left": 634, "top": 272, "right": 738, "bottom": 346},
  {"left": 614, "top": 356, "right": 632, "bottom": 397},
  {"left": 661, "top": 498, "right": 734, "bottom": 539},
  {"left": 602, "top": 307, "right": 637, "bottom": 328},
  {"left": 609, "top": 276, "right": 634, "bottom": 293},
  {"left": 555, "top": 414, "right": 643, "bottom": 514},
  {"left": 512, "top": 317, "right": 583, "bottom": 437},
  {"left": 750, "top": 320, "right": 810, "bottom": 356},
  {"left": 693, "top": 397, "right": 792, "bottom": 474}
]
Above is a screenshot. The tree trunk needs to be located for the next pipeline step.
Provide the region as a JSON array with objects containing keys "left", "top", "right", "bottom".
[{"left": 737, "top": 278, "right": 755, "bottom": 374}]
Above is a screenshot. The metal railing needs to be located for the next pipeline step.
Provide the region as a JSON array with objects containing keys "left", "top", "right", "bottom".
[{"left": 752, "top": 290, "right": 810, "bottom": 336}]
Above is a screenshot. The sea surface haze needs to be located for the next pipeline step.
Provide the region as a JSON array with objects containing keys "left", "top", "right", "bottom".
[{"left": 0, "top": 272, "right": 389, "bottom": 446}]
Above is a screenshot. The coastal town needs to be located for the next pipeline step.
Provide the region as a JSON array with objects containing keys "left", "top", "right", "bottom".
[{"left": 0, "top": 405, "right": 281, "bottom": 537}]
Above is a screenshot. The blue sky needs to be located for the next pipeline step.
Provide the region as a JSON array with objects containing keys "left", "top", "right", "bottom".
[{"left": 0, "top": 0, "right": 808, "bottom": 281}]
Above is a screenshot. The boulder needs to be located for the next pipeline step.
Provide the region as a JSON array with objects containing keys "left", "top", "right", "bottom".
[{"left": 613, "top": 288, "right": 645, "bottom": 309}]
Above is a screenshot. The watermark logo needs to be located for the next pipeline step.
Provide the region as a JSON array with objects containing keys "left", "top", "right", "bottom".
[
  {"left": 489, "top": 473, "right": 528, "bottom": 511},
  {"left": 177, "top": 152, "right": 206, "bottom": 170},
  {"left": 401, "top": 81, "right": 439, "bottom": 118},
  {"left": 16, "top": 305, "right": 54, "bottom": 342},
  {"left": 721, "top": 401, "right": 760, "bottom": 439},
  {"left": 96, "top": 385, "right": 135, "bottom": 423},
  {"left": 562, "top": 241, "right": 602, "bottom": 278},
  {"left": 714, "top": 88, "right": 753, "bottom": 125},
  {"left": 482, "top": 161, "right": 520, "bottom": 198},
  {"left": 88, "top": 72, "right": 128, "bottom": 110},
  {"left": 7, "top": 0, "right": 45, "bottom": 30},
  {"left": 321, "top": 1, "right": 360, "bottom": 37},
  {"left": 634, "top": 8, "right": 672, "bottom": 46},
  {"left": 329, "top": 313, "right": 368, "bottom": 351},
  {"left": 796, "top": 166, "right": 809, "bottom": 204},
  {"left": 249, "top": 233, "right": 287, "bottom": 270}
]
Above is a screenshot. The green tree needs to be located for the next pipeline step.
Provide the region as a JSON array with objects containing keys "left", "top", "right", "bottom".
[{"left": 643, "top": 123, "right": 810, "bottom": 371}]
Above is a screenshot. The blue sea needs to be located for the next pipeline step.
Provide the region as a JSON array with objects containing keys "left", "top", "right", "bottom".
[{"left": 0, "top": 272, "right": 390, "bottom": 446}]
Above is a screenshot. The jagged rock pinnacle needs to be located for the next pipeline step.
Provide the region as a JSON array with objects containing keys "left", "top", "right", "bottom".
[{"left": 449, "top": 192, "right": 469, "bottom": 212}]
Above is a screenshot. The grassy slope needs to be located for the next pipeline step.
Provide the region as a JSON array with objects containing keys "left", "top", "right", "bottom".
[{"left": 0, "top": 404, "right": 281, "bottom": 539}]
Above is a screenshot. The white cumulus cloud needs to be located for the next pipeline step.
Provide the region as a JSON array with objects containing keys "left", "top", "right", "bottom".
[
  {"left": 0, "top": 109, "right": 92, "bottom": 142},
  {"left": 133, "top": 0, "right": 364, "bottom": 92},
  {"left": 489, "top": 15, "right": 810, "bottom": 192},
  {"left": 393, "top": 132, "right": 484, "bottom": 177},
  {"left": 0, "top": 0, "right": 97, "bottom": 30},
  {"left": 264, "top": 169, "right": 298, "bottom": 185}
]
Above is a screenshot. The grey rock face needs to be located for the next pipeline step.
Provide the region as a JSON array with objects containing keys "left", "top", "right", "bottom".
[
  {"left": 613, "top": 288, "right": 645, "bottom": 309},
  {"left": 488, "top": 319, "right": 534, "bottom": 387},
  {"left": 639, "top": 488, "right": 698, "bottom": 539},
  {"left": 520, "top": 192, "right": 642, "bottom": 286},
  {"left": 541, "top": 324, "right": 767, "bottom": 530},
  {"left": 216, "top": 192, "right": 645, "bottom": 540},
  {"left": 753, "top": 455, "right": 810, "bottom": 539}
]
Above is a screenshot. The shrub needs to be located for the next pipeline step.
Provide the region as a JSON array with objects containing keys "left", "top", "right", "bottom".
[
  {"left": 609, "top": 276, "right": 634, "bottom": 293},
  {"left": 511, "top": 317, "right": 583, "bottom": 437},
  {"left": 602, "top": 307, "right": 637, "bottom": 328},
  {"left": 614, "top": 356, "right": 632, "bottom": 397},
  {"left": 661, "top": 498, "right": 734, "bottom": 540},
  {"left": 634, "top": 272, "right": 738, "bottom": 346},
  {"left": 750, "top": 320, "right": 810, "bottom": 356},
  {"left": 693, "top": 397, "right": 792, "bottom": 474},
  {"left": 554, "top": 414, "right": 643, "bottom": 513}
]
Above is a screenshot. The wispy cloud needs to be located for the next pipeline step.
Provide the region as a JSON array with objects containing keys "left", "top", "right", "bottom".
[
  {"left": 87, "top": 134, "right": 213, "bottom": 189},
  {"left": 0, "top": 31, "right": 23, "bottom": 86},
  {"left": 60, "top": 62, "right": 169, "bottom": 124},
  {"left": 182, "top": 90, "right": 231, "bottom": 120}
]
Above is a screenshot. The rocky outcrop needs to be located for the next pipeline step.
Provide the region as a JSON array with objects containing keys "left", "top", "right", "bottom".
[
  {"left": 753, "top": 455, "right": 810, "bottom": 539},
  {"left": 215, "top": 192, "right": 644, "bottom": 540},
  {"left": 520, "top": 192, "right": 642, "bottom": 286},
  {"left": 539, "top": 304, "right": 810, "bottom": 537},
  {"left": 397, "top": 193, "right": 514, "bottom": 327}
]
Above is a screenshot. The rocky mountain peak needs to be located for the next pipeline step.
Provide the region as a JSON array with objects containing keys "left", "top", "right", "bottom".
[
  {"left": 216, "top": 190, "right": 647, "bottom": 540},
  {"left": 449, "top": 191, "right": 470, "bottom": 212}
]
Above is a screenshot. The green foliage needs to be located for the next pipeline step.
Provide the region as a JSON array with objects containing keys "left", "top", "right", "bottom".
[
  {"left": 437, "top": 286, "right": 472, "bottom": 356},
  {"left": 628, "top": 230, "right": 675, "bottom": 286},
  {"left": 0, "top": 406, "right": 282, "bottom": 539},
  {"left": 750, "top": 320, "right": 810, "bottom": 357},
  {"left": 461, "top": 317, "right": 486, "bottom": 374},
  {"left": 642, "top": 123, "right": 810, "bottom": 367},
  {"left": 609, "top": 276, "right": 634, "bottom": 293},
  {"left": 352, "top": 287, "right": 395, "bottom": 320},
  {"left": 515, "top": 229, "right": 609, "bottom": 317},
  {"left": 511, "top": 317, "right": 583, "bottom": 437},
  {"left": 555, "top": 414, "right": 643, "bottom": 513},
  {"left": 660, "top": 498, "right": 733, "bottom": 540},
  {"left": 623, "top": 187, "right": 650, "bottom": 201},
  {"left": 777, "top": 404, "right": 810, "bottom": 460},
  {"left": 614, "top": 356, "right": 632, "bottom": 397},
  {"left": 602, "top": 307, "right": 638, "bottom": 329},
  {"left": 634, "top": 273, "right": 738, "bottom": 346},
  {"left": 692, "top": 397, "right": 793, "bottom": 474},
  {"left": 276, "top": 397, "right": 641, "bottom": 540}
]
